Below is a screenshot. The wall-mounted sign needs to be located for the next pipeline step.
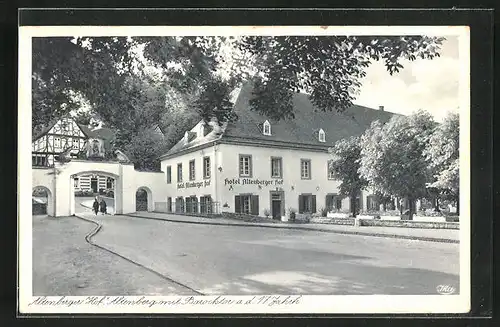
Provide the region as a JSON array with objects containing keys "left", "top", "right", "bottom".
[
  {"left": 224, "top": 178, "right": 284, "bottom": 188},
  {"left": 177, "top": 179, "right": 211, "bottom": 189}
]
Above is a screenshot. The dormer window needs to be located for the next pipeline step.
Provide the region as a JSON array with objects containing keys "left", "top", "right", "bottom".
[
  {"left": 185, "top": 131, "right": 197, "bottom": 142},
  {"left": 318, "top": 128, "right": 326, "bottom": 142},
  {"left": 263, "top": 120, "right": 271, "bottom": 136}
]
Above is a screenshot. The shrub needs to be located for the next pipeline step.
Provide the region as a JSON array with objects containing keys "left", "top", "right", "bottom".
[
  {"left": 288, "top": 208, "right": 297, "bottom": 222},
  {"left": 320, "top": 207, "right": 328, "bottom": 217},
  {"left": 417, "top": 210, "right": 444, "bottom": 217},
  {"left": 263, "top": 208, "right": 270, "bottom": 218}
]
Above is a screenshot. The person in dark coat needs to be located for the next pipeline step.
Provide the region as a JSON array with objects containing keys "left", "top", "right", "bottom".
[
  {"left": 99, "top": 198, "right": 107, "bottom": 215},
  {"left": 92, "top": 197, "right": 100, "bottom": 215}
]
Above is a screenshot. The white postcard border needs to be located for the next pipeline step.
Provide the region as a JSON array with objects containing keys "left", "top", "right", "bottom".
[{"left": 18, "top": 25, "right": 471, "bottom": 314}]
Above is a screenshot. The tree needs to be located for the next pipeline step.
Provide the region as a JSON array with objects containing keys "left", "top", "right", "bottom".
[
  {"left": 359, "top": 111, "right": 436, "bottom": 220},
  {"left": 32, "top": 35, "right": 445, "bottom": 168},
  {"left": 142, "top": 35, "right": 446, "bottom": 121},
  {"left": 424, "top": 112, "right": 460, "bottom": 213},
  {"left": 328, "top": 136, "right": 368, "bottom": 217},
  {"left": 123, "top": 128, "right": 165, "bottom": 171}
]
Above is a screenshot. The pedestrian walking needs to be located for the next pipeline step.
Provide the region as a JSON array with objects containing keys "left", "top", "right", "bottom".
[
  {"left": 92, "top": 197, "right": 99, "bottom": 215},
  {"left": 99, "top": 198, "right": 107, "bottom": 215}
]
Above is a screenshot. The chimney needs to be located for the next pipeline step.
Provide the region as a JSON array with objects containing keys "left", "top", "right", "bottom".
[{"left": 379, "top": 105, "right": 385, "bottom": 111}]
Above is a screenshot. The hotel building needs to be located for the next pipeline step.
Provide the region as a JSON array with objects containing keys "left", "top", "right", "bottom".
[{"left": 159, "top": 85, "right": 397, "bottom": 219}]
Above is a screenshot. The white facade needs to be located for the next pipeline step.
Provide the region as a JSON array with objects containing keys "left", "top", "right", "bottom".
[
  {"left": 32, "top": 160, "right": 165, "bottom": 217},
  {"left": 160, "top": 141, "right": 376, "bottom": 219}
]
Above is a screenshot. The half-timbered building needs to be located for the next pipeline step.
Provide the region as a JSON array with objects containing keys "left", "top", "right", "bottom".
[{"left": 32, "top": 116, "right": 116, "bottom": 193}]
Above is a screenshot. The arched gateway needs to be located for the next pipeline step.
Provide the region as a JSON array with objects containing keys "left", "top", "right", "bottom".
[
  {"left": 32, "top": 186, "right": 53, "bottom": 216},
  {"left": 31, "top": 160, "right": 165, "bottom": 217},
  {"left": 136, "top": 187, "right": 153, "bottom": 212},
  {"left": 70, "top": 170, "right": 119, "bottom": 215}
]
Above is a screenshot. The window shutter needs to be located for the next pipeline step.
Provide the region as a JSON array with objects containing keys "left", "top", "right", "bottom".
[
  {"left": 312, "top": 195, "right": 317, "bottom": 213},
  {"left": 234, "top": 196, "right": 241, "bottom": 213},
  {"left": 298, "top": 195, "right": 304, "bottom": 214},
  {"left": 251, "top": 195, "right": 259, "bottom": 216},
  {"left": 249, "top": 157, "right": 253, "bottom": 177}
]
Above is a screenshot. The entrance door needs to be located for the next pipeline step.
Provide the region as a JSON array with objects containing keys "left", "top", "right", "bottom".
[
  {"left": 272, "top": 200, "right": 281, "bottom": 220},
  {"left": 90, "top": 178, "right": 98, "bottom": 193},
  {"left": 271, "top": 191, "right": 283, "bottom": 220}
]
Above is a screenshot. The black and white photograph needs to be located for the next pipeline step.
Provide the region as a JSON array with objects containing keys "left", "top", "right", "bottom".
[{"left": 18, "top": 24, "right": 470, "bottom": 314}]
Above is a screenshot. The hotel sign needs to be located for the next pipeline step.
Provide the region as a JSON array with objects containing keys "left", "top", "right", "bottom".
[
  {"left": 177, "top": 179, "right": 211, "bottom": 189},
  {"left": 224, "top": 178, "right": 284, "bottom": 187}
]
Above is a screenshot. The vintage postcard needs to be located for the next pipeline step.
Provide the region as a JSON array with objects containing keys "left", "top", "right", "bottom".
[{"left": 18, "top": 24, "right": 470, "bottom": 314}]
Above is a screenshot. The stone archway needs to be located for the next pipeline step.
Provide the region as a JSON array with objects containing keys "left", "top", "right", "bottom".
[
  {"left": 136, "top": 187, "right": 153, "bottom": 212},
  {"left": 70, "top": 171, "right": 119, "bottom": 216},
  {"left": 32, "top": 186, "right": 53, "bottom": 216}
]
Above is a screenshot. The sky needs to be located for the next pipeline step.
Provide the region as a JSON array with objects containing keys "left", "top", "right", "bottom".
[{"left": 355, "top": 36, "right": 460, "bottom": 122}]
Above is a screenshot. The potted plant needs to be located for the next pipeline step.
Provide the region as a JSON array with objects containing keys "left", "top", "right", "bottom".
[{"left": 263, "top": 208, "right": 271, "bottom": 219}]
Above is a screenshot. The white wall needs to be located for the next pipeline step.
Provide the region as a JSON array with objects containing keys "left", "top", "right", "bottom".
[
  {"left": 217, "top": 143, "right": 348, "bottom": 217},
  {"left": 160, "top": 144, "right": 217, "bottom": 203},
  {"left": 159, "top": 142, "right": 381, "bottom": 217},
  {"left": 32, "top": 160, "right": 166, "bottom": 217},
  {"left": 32, "top": 167, "right": 55, "bottom": 216}
]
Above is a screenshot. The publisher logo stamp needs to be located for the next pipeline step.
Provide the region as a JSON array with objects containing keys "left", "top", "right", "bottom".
[{"left": 436, "top": 285, "right": 456, "bottom": 295}]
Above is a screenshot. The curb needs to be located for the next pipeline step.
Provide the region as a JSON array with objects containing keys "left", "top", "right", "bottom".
[
  {"left": 73, "top": 214, "right": 203, "bottom": 295},
  {"left": 124, "top": 213, "right": 459, "bottom": 244}
]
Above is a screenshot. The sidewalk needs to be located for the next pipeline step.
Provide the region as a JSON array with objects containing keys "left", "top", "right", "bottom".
[{"left": 125, "top": 212, "right": 460, "bottom": 243}]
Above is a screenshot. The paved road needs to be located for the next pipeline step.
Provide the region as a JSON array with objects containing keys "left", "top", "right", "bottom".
[
  {"left": 32, "top": 215, "right": 196, "bottom": 296},
  {"left": 89, "top": 214, "right": 460, "bottom": 295}
]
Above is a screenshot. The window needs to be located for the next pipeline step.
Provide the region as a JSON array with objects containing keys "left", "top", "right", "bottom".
[
  {"left": 177, "top": 163, "right": 183, "bottom": 182},
  {"left": 327, "top": 160, "right": 335, "bottom": 180},
  {"left": 318, "top": 128, "right": 326, "bottom": 142},
  {"left": 74, "top": 177, "right": 79, "bottom": 188},
  {"left": 200, "top": 196, "right": 212, "bottom": 214},
  {"left": 106, "top": 177, "right": 113, "bottom": 189},
  {"left": 239, "top": 155, "right": 252, "bottom": 177},
  {"left": 271, "top": 157, "right": 282, "bottom": 178},
  {"left": 166, "top": 166, "right": 172, "bottom": 184},
  {"left": 366, "top": 195, "right": 379, "bottom": 211},
  {"left": 167, "top": 197, "right": 172, "bottom": 212},
  {"left": 263, "top": 120, "right": 271, "bottom": 136},
  {"left": 32, "top": 156, "right": 47, "bottom": 167},
  {"left": 301, "top": 159, "right": 311, "bottom": 179},
  {"left": 72, "top": 138, "right": 79, "bottom": 149},
  {"left": 54, "top": 137, "right": 61, "bottom": 148},
  {"left": 235, "top": 195, "right": 259, "bottom": 215},
  {"left": 326, "top": 194, "right": 342, "bottom": 211},
  {"left": 185, "top": 196, "right": 198, "bottom": 213},
  {"left": 203, "top": 157, "right": 211, "bottom": 179},
  {"left": 175, "top": 197, "right": 185, "bottom": 213},
  {"left": 189, "top": 160, "right": 196, "bottom": 181},
  {"left": 299, "top": 194, "right": 316, "bottom": 214}
]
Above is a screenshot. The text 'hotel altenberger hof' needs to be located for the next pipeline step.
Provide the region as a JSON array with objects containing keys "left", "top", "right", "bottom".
[{"left": 158, "top": 83, "right": 397, "bottom": 220}]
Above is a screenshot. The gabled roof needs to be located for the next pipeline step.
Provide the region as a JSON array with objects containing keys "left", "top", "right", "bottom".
[
  {"left": 159, "top": 83, "right": 401, "bottom": 159},
  {"left": 32, "top": 115, "right": 88, "bottom": 141},
  {"left": 224, "top": 83, "right": 399, "bottom": 147},
  {"left": 32, "top": 115, "right": 115, "bottom": 142},
  {"left": 159, "top": 121, "right": 225, "bottom": 159}
]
